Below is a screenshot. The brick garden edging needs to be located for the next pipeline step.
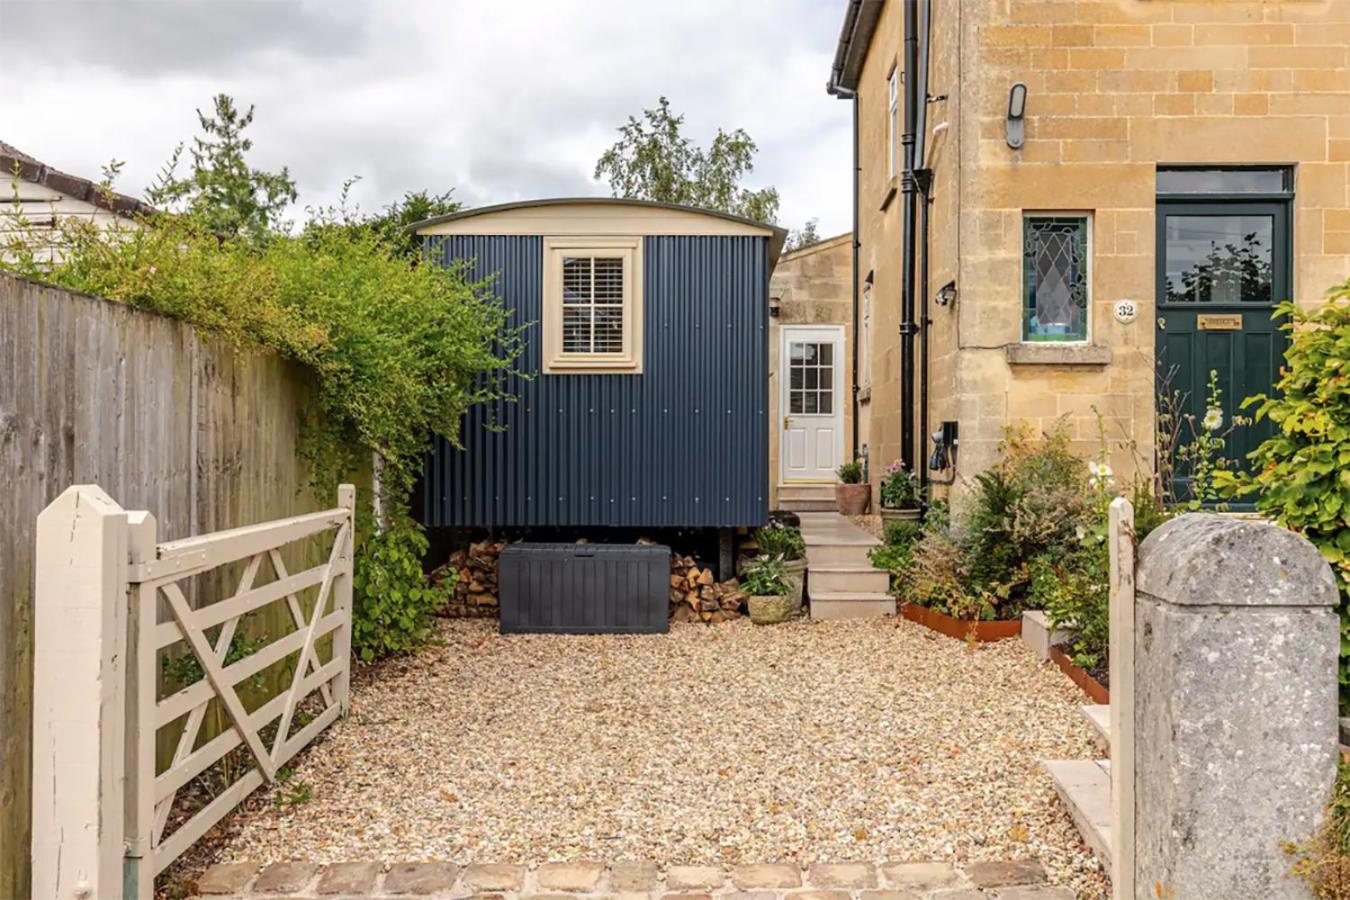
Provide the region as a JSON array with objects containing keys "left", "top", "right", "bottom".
[{"left": 194, "top": 858, "right": 1074, "bottom": 899}]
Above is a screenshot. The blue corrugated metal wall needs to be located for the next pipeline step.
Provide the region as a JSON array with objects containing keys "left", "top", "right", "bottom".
[{"left": 422, "top": 234, "right": 769, "bottom": 528}]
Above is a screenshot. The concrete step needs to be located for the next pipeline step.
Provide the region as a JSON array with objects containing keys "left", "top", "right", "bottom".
[
  {"left": 778, "top": 482, "right": 835, "bottom": 498},
  {"left": 1043, "top": 759, "right": 1113, "bottom": 866},
  {"left": 808, "top": 591, "right": 896, "bottom": 620},
  {"left": 806, "top": 545, "right": 878, "bottom": 568},
  {"left": 1081, "top": 704, "right": 1110, "bottom": 754},
  {"left": 809, "top": 565, "right": 890, "bottom": 595},
  {"left": 779, "top": 498, "right": 838, "bottom": 513},
  {"left": 797, "top": 513, "right": 880, "bottom": 546}
]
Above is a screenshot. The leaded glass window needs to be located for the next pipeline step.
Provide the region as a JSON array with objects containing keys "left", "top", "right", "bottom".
[{"left": 1023, "top": 215, "right": 1089, "bottom": 342}]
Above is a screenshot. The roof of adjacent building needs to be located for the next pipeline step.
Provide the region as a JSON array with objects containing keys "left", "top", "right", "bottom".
[
  {"left": 828, "top": 0, "right": 884, "bottom": 92},
  {"left": 409, "top": 197, "right": 788, "bottom": 266},
  {"left": 1, "top": 140, "right": 155, "bottom": 218}
]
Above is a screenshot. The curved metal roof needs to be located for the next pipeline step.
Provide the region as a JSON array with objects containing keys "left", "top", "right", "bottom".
[{"left": 408, "top": 196, "right": 788, "bottom": 265}]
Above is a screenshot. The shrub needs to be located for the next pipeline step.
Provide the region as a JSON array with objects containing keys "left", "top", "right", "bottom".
[
  {"left": 837, "top": 460, "right": 863, "bottom": 484},
  {"left": 754, "top": 523, "right": 805, "bottom": 561},
  {"left": 352, "top": 518, "right": 456, "bottom": 662},
  {"left": 741, "top": 557, "right": 789, "bottom": 596},
  {"left": 879, "top": 459, "right": 920, "bottom": 509},
  {"left": 963, "top": 424, "right": 1092, "bottom": 616},
  {"left": 898, "top": 527, "right": 976, "bottom": 617},
  {"left": 869, "top": 519, "right": 923, "bottom": 586},
  {"left": 1286, "top": 758, "right": 1350, "bottom": 898},
  {"left": 1228, "top": 291, "right": 1350, "bottom": 698}
]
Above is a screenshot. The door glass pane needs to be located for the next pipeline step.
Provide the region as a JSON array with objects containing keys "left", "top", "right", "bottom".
[
  {"left": 786, "top": 339, "right": 835, "bottom": 417},
  {"left": 818, "top": 391, "right": 832, "bottom": 415},
  {"left": 1164, "top": 215, "right": 1274, "bottom": 304},
  {"left": 803, "top": 392, "right": 818, "bottom": 414},
  {"left": 789, "top": 391, "right": 803, "bottom": 414}
]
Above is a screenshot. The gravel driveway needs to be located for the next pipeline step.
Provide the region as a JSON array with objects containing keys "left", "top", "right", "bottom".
[{"left": 213, "top": 618, "right": 1105, "bottom": 896}]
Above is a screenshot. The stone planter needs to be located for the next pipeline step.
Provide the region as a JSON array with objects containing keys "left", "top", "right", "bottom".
[
  {"left": 748, "top": 594, "right": 792, "bottom": 625},
  {"left": 835, "top": 483, "right": 870, "bottom": 515},
  {"left": 880, "top": 507, "right": 922, "bottom": 528},
  {"left": 781, "top": 557, "right": 808, "bottom": 616},
  {"left": 899, "top": 602, "right": 1022, "bottom": 642}
]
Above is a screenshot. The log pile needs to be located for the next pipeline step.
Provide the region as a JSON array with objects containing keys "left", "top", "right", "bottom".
[
  {"left": 439, "top": 539, "right": 505, "bottom": 618},
  {"left": 668, "top": 553, "right": 747, "bottom": 624}
]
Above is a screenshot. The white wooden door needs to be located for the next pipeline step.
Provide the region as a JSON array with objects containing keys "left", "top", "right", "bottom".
[{"left": 780, "top": 325, "right": 844, "bottom": 482}]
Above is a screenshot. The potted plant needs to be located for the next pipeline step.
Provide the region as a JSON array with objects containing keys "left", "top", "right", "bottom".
[
  {"left": 879, "top": 459, "right": 922, "bottom": 526},
  {"left": 741, "top": 556, "right": 792, "bottom": 625},
  {"left": 835, "top": 460, "right": 870, "bottom": 515},
  {"left": 754, "top": 523, "right": 807, "bottom": 615}
]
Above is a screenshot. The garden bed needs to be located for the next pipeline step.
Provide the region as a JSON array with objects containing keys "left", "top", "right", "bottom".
[
  {"left": 1049, "top": 644, "right": 1110, "bottom": 704},
  {"left": 900, "top": 602, "right": 1022, "bottom": 642}
]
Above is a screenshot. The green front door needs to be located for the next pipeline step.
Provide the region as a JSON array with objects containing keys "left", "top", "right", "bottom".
[{"left": 1155, "top": 200, "right": 1290, "bottom": 500}]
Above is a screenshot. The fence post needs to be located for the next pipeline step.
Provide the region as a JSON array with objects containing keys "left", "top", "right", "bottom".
[
  {"left": 1107, "top": 497, "right": 1134, "bottom": 900},
  {"left": 32, "top": 485, "right": 129, "bottom": 900},
  {"left": 123, "top": 510, "right": 158, "bottom": 900},
  {"left": 333, "top": 484, "right": 356, "bottom": 713},
  {"left": 1133, "top": 513, "right": 1339, "bottom": 898}
]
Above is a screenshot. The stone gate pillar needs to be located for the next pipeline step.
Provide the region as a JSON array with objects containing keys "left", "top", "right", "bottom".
[{"left": 1133, "top": 513, "right": 1340, "bottom": 898}]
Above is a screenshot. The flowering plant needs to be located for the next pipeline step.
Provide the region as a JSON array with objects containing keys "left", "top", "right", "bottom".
[{"left": 879, "top": 459, "right": 921, "bottom": 509}]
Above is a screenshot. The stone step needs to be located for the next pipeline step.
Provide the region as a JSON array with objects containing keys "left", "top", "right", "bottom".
[
  {"left": 1081, "top": 704, "right": 1110, "bottom": 753},
  {"left": 809, "top": 565, "right": 890, "bottom": 595},
  {"left": 805, "top": 545, "right": 877, "bottom": 568},
  {"left": 1043, "top": 759, "right": 1113, "bottom": 866},
  {"left": 777, "top": 482, "right": 835, "bottom": 499},
  {"left": 808, "top": 591, "right": 896, "bottom": 620},
  {"left": 779, "top": 498, "right": 838, "bottom": 513}
]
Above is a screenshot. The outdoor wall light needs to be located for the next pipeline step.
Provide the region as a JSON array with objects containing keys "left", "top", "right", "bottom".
[
  {"left": 769, "top": 295, "right": 782, "bottom": 318},
  {"left": 1006, "top": 82, "right": 1028, "bottom": 150},
  {"left": 935, "top": 280, "right": 957, "bottom": 307}
]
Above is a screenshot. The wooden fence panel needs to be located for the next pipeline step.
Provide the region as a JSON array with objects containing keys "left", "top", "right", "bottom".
[{"left": 0, "top": 272, "right": 322, "bottom": 898}]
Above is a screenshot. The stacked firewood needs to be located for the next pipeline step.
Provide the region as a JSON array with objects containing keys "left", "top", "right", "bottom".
[
  {"left": 668, "top": 554, "right": 747, "bottom": 623},
  {"left": 439, "top": 539, "right": 505, "bottom": 618}
]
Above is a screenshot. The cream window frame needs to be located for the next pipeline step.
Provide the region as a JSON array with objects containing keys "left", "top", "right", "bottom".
[
  {"left": 888, "top": 66, "right": 900, "bottom": 180},
  {"left": 542, "top": 235, "right": 644, "bottom": 374}
]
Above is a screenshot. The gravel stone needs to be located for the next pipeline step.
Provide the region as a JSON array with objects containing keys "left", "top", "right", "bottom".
[
  {"left": 384, "top": 861, "right": 460, "bottom": 894},
  {"left": 966, "top": 859, "right": 1046, "bottom": 888},
  {"left": 537, "top": 861, "right": 605, "bottom": 891},
  {"left": 807, "top": 863, "right": 876, "bottom": 888},
  {"left": 731, "top": 865, "right": 801, "bottom": 889},
  {"left": 197, "top": 862, "right": 258, "bottom": 894},
  {"left": 213, "top": 619, "right": 1105, "bottom": 898},
  {"left": 316, "top": 861, "right": 380, "bottom": 894}
]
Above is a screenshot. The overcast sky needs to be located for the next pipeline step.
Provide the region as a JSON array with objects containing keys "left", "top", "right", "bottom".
[{"left": 0, "top": 0, "right": 851, "bottom": 235}]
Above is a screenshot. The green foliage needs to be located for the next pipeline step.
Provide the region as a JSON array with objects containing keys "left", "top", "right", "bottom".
[
  {"left": 1228, "top": 292, "right": 1350, "bottom": 699},
  {"left": 147, "top": 94, "right": 297, "bottom": 241},
  {"left": 1285, "top": 758, "right": 1350, "bottom": 898},
  {"left": 594, "top": 96, "right": 780, "bottom": 224},
  {"left": 162, "top": 631, "right": 268, "bottom": 690},
  {"left": 884, "top": 517, "right": 924, "bottom": 548},
  {"left": 323, "top": 183, "right": 461, "bottom": 259},
  {"left": 898, "top": 526, "right": 976, "bottom": 617},
  {"left": 352, "top": 516, "right": 456, "bottom": 662},
  {"left": 879, "top": 459, "right": 920, "bottom": 509},
  {"left": 741, "top": 556, "right": 789, "bottom": 597},
  {"left": 3, "top": 97, "right": 519, "bottom": 663},
  {"left": 869, "top": 519, "right": 923, "bottom": 584},
  {"left": 836, "top": 460, "right": 863, "bottom": 484},
  {"left": 785, "top": 218, "right": 821, "bottom": 253},
  {"left": 963, "top": 424, "right": 1091, "bottom": 616},
  {"left": 754, "top": 523, "right": 805, "bottom": 561}
]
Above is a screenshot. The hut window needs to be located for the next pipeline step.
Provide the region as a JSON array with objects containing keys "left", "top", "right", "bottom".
[{"left": 543, "top": 236, "right": 644, "bottom": 373}]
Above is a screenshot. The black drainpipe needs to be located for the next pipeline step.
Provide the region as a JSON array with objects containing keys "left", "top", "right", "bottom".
[
  {"left": 914, "top": 0, "right": 933, "bottom": 499},
  {"left": 898, "top": 0, "right": 920, "bottom": 473}
]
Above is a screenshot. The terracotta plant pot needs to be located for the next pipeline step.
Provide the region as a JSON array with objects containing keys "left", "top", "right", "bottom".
[
  {"left": 1050, "top": 645, "right": 1111, "bottom": 704},
  {"left": 781, "top": 558, "right": 808, "bottom": 616},
  {"left": 900, "top": 602, "right": 1022, "bottom": 642},
  {"left": 880, "top": 507, "right": 922, "bottom": 527},
  {"left": 835, "top": 483, "right": 871, "bottom": 515},
  {"left": 748, "top": 594, "right": 792, "bottom": 625}
]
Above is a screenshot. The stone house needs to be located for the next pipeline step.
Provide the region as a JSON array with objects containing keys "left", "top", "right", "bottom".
[
  {"left": 767, "top": 232, "right": 857, "bottom": 510},
  {"left": 827, "top": 0, "right": 1350, "bottom": 505}
]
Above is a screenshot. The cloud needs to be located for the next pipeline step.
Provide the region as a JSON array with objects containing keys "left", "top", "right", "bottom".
[{"left": 0, "top": 0, "right": 851, "bottom": 233}]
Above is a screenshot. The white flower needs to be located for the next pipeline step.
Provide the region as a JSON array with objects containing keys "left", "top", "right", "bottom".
[
  {"left": 1203, "top": 407, "right": 1224, "bottom": 432},
  {"left": 1087, "top": 460, "right": 1114, "bottom": 486}
]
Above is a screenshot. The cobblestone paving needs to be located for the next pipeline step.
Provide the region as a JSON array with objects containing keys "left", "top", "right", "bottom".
[{"left": 194, "top": 858, "right": 1075, "bottom": 899}]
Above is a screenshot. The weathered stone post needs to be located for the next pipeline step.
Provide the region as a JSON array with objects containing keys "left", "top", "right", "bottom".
[{"left": 1133, "top": 513, "right": 1340, "bottom": 899}]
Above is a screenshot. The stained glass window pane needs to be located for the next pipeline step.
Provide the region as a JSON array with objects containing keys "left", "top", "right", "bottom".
[{"left": 1023, "top": 216, "right": 1089, "bottom": 342}]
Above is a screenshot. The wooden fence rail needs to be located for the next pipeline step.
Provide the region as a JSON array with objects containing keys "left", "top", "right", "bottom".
[{"left": 31, "top": 483, "right": 355, "bottom": 900}]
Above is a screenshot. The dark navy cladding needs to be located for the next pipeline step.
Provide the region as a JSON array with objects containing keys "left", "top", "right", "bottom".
[{"left": 423, "top": 234, "right": 769, "bottom": 528}]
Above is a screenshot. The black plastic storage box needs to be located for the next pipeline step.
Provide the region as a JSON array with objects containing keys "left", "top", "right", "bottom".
[{"left": 497, "top": 542, "right": 671, "bottom": 634}]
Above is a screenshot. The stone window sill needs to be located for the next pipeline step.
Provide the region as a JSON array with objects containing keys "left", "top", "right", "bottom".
[
  {"left": 879, "top": 177, "right": 899, "bottom": 212},
  {"left": 1005, "top": 343, "right": 1113, "bottom": 366}
]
